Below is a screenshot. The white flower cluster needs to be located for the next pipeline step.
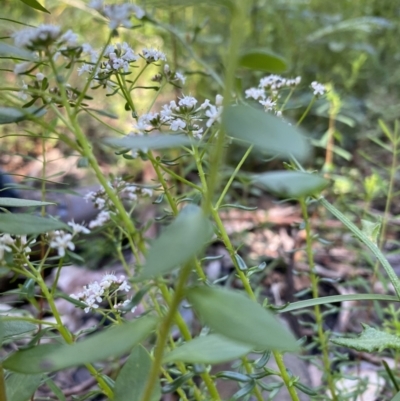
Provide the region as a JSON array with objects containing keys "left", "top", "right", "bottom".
[
  {"left": 142, "top": 48, "right": 167, "bottom": 63},
  {"left": 13, "top": 24, "right": 61, "bottom": 49},
  {"left": 164, "top": 64, "right": 186, "bottom": 85},
  {"left": 0, "top": 234, "right": 35, "bottom": 261},
  {"left": 310, "top": 81, "right": 326, "bottom": 96},
  {"left": 131, "top": 94, "right": 223, "bottom": 140},
  {"left": 84, "top": 179, "right": 153, "bottom": 228},
  {"left": 70, "top": 272, "right": 131, "bottom": 313},
  {"left": 245, "top": 74, "right": 301, "bottom": 116},
  {"left": 48, "top": 221, "right": 90, "bottom": 258},
  {"left": 89, "top": 1, "right": 145, "bottom": 30}
]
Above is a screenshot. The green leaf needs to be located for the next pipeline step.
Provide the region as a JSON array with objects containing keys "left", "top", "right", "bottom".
[
  {"left": 239, "top": 49, "right": 287, "bottom": 73},
  {"left": 0, "top": 214, "right": 68, "bottom": 235},
  {"left": 186, "top": 286, "right": 299, "bottom": 351},
  {"left": 3, "top": 316, "right": 158, "bottom": 373},
  {"left": 114, "top": 345, "right": 160, "bottom": 401},
  {"left": 138, "top": 205, "right": 213, "bottom": 280},
  {"left": 104, "top": 134, "right": 194, "bottom": 151},
  {"left": 0, "top": 107, "right": 46, "bottom": 125},
  {"left": 0, "top": 198, "right": 55, "bottom": 208},
  {"left": 163, "top": 334, "right": 252, "bottom": 364},
  {"left": 2, "top": 320, "right": 36, "bottom": 340},
  {"left": 278, "top": 294, "right": 400, "bottom": 314},
  {"left": 19, "top": 0, "right": 50, "bottom": 13},
  {"left": 0, "top": 43, "right": 35, "bottom": 61},
  {"left": 85, "top": 108, "right": 118, "bottom": 119},
  {"left": 253, "top": 171, "right": 329, "bottom": 198},
  {"left": 331, "top": 324, "right": 400, "bottom": 352},
  {"left": 361, "top": 219, "right": 381, "bottom": 245},
  {"left": 223, "top": 105, "right": 310, "bottom": 162},
  {"left": 6, "top": 373, "right": 43, "bottom": 401},
  {"left": 391, "top": 391, "right": 400, "bottom": 401}
]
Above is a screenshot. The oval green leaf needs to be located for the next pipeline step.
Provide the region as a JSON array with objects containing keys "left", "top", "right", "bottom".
[
  {"left": 186, "top": 286, "right": 298, "bottom": 352},
  {"left": 114, "top": 345, "right": 160, "bottom": 401},
  {"left": 19, "top": 0, "right": 50, "bottom": 13},
  {"left": 223, "top": 105, "right": 310, "bottom": 162},
  {"left": 104, "top": 134, "right": 194, "bottom": 151},
  {"left": 2, "top": 320, "right": 36, "bottom": 341},
  {"left": 138, "top": 205, "right": 213, "bottom": 280},
  {"left": 3, "top": 316, "right": 158, "bottom": 373},
  {"left": 0, "top": 214, "right": 68, "bottom": 235},
  {"left": 0, "top": 198, "right": 55, "bottom": 208},
  {"left": 163, "top": 333, "right": 252, "bottom": 364},
  {"left": 0, "top": 107, "right": 46, "bottom": 125},
  {"left": 253, "top": 171, "right": 329, "bottom": 198},
  {"left": 239, "top": 49, "right": 287, "bottom": 73},
  {"left": 6, "top": 373, "right": 43, "bottom": 401}
]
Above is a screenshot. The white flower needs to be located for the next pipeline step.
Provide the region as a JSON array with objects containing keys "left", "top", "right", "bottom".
[
  {"left": 215, "top": 94, "right": 223, "bottom": 106},
  {"left": 118, "top": 280, "right": 131, "bottom": 292},
  {"left": 17, "top": 82, "right": 29, "bottom": 100},
  {"left": 13, "top": 25, "right": 61, "bottom": 49},
  {"left": 259, "top": 74, "right": 285, "bottom": 89},
  {"left": 178, "top": 95, "right": 197, "bottom": 109},
  {"left": 0, "top": 234, "right": 15, "bottom": 260},
  {"left": 259, "top": 97, "right": 277, "bottom": 111},
  {"left": 311, "top": 81, "right": 326, "bottom": 96},
  {"left": 192, "top": 128, "right": 204, "bottom": 139},
  {"left": 169, "top": 118, "right": 186, "bottom": 131},
  {"left": 49, "top": 231, "right": 75, "bottom": 257},
  {"left": 89, "top": 210, "right": 111, "bottom": 229},
  {"left": 174, "top": 72, "right": 186, "bottom": 84},
  {"left": 142, "top": 48, "right": 167, "bottom": 62},
  {"left": 36, "top": 72, "right": 45, "bottom": 82},
  {"left": 198, "top": 99, "right": 210, "bottom": 110},
  {"left": 77, "top": 63, "right": 93, "bottom": 76},
  {"left": 103, "top": 4, "right": 143, "bottom": 30},
  {"left": 205, "top": 105, "right": 223, "bottom": 127},
  {"left": 68, "top": 220, "right": 91, "bottom": 235},
  {"left": 60, "top": 30, "right": 78, "bottom": 47},
  {"left": 245, "top": 87, "right": 265, "bottom": 100}
]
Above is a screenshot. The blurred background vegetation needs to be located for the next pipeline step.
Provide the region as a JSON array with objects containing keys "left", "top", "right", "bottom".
[{"left": 1, "top": 0, "right": 399, "bottom": 205}]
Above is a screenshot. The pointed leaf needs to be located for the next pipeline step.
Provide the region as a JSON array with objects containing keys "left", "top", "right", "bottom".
[
  {"left": 361, "top": 219, "right": 381, "bottom": 245},
  {"left": 19, "top": 0, "right": 50, "bottom": 13},
  {"left": 239, "top": 49, "right": 287, "bottom": 73},
  {"left": 0, "top": 107, "right": 46, "bottom": 125},
  {"left": 0, "top": 198, "right": 55, "bottom": 208},
  {"left": 3, "top": 316, "right": 158, "bottom": 373},
  {"left": 163, "top": 333, "right": 252, "bottom": 364},
  {"left": 2, "top": 320, "right": 36, "bottom": 340},
  {"left": 223, "top": 105, "right": 310, "bottom": 162},
  {"left": 138, "top": 205, "right": 213, "bottom": 280},
  {"left": 104, "top": 134, "right": 194, "bottom": 151},
  {"left": 253, "top": 171, "right": 328, "bottom": 198},
  {"left": 6, "top": 373, "right": 43, "bottom": 401},
  {"left": 0, "top": 214, "right": 68, "bottom": 235},
  {"left": 331, "top": 324, "right": 400, "bottom": 352},
  {"left": 114, "top": 345, "right": 160, "bottom": 401},
  {"left": 186, "top": 286, "right": 298, "bottom": 351}
]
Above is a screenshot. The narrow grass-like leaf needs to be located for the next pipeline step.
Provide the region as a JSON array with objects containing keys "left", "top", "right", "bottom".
[
  {"left": 186, "top": 286, "right": 298, "bottom": 351},
  {"left": 223, "top": 105, "right": 310, "bottom": 162},
  {"left": 6, "top": 373, "right": 42, "bottom": 401},
  {"left": 85, "top": 108, "right": 118, "bottom": 119},
  {"left": 104, "top": 134, "right": 193, "bottom": 151},
  {"left": 0, "top": 107, "right": 46, "bottom": 125},
  {"left": 331, "top": 324, "right": 400, "bottom": 352},
  {"left": 138, "top": 205, "right": 213, "bottom": 280},
  {"left": 391, "top": 391, "right": 400, "bottom": 401},
  {"left": 0, "top": 214, "right": 68, "bottom": 235},
  {"left": 3, "top": 316, "right": 158, "bottom": 373},
  {"left": 278, "top": 294, "right": 400, "bottom": 313},
  {"left": 253, "top": 171, "right": 329, "bottom": 198},
  {"left": 19, "top": 0, "right": 50, "bottom": 13},
  {"left": 0, "top": 198, "right": 55, "bottom": 207},
  {"left": 239, "top": 49, "right": 287, "bottom": 72},
  {"left": 114, "top": 345, "right": 160, "bottom": 401},
  {"left": 0, "top": 43, "right": 35, "bottom": 60},
  {"left": 163, "top": 334, "right": 252, "bottom": 364}
]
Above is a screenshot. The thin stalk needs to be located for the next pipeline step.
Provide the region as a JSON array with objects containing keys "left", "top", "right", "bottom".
[
  {"left": 0, "top": 366, "right": 6, "bottom": 401},
  {"left": 296, "top": 96, "right": 315, "bottom": 127},
  {"left": 300, "top": 198, "right": 338, "bottom": 401}
]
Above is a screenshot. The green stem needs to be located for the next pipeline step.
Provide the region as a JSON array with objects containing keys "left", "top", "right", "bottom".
[
  {"left": 0, "top": 366, "right": 6, "bottom": 401},
  {"left": 296, "top": 96, "right": 315, "bottom": 127},
  {"left": 300, "top": 198, "right": 337, "bottom": 401}
]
